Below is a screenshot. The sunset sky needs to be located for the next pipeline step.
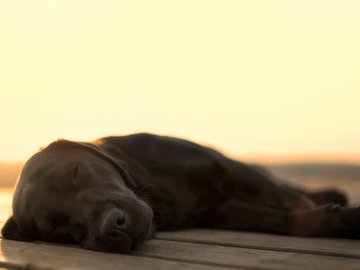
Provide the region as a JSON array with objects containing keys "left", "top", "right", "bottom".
[{"left": 1, "top": 1, "right": 360, "bottom": 163}]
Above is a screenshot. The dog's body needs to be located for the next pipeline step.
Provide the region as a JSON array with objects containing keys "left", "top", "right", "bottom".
[{"left": 2, "top": 133, "right": 360, "bottom": 253}]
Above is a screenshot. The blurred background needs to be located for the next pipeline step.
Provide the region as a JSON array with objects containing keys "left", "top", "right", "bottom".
[{"left": 1, "top": 1, "right": 360, "bottom": 202}]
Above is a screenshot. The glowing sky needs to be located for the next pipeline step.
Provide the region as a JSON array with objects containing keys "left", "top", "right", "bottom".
[{"left": 1, "top": 1, "right": 360, "bottom": 162}]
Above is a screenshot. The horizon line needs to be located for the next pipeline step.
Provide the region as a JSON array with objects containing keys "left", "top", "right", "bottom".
[{"left": 1, "top": 152, "right": 360, "bottom": 166}]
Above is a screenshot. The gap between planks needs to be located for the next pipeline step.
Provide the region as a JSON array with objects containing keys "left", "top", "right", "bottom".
[{"left": 155, "top": 229, "right": 360, "bottom": 259}]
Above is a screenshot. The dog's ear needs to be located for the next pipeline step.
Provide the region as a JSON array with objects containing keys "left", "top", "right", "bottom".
[
  {"left": 1, "top": 216, "right": 28, "bottom": 241},
  {"left": 55, "top": 140, "right": 138, "bottom": 189}
]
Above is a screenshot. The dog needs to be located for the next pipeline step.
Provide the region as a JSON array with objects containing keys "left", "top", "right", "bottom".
[{"left": 2, "top": 133, "right": 359, "bottom": 253}]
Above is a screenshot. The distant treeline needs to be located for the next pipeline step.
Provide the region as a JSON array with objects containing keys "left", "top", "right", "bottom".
[
  {"left": 1, "top": 162, "right": 360, "bottom": 188},
  {"left": 0, "top": 163, "right": 23, "bottom": 187},
  {"left": 266, "top": 163, "right": 360, "bottom": 181}
]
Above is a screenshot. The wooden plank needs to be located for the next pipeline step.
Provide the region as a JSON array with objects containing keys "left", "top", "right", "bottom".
[
  {"left": 156, "top": 229, "right": 360, "bottom": 258},
  {"left": 0, "top": 239, "right": 232, "bottom": 270},
  {"left": 135, "top": 239, "right": 360, "bottom": 270},
  {"left": 3, "top": 237, "right": 360, "bottom": 270},
  {"left": 2, "top": 188, "right": 360, "bottom": 269}
]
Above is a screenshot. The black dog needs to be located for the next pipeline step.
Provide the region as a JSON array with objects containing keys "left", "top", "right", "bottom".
[{"left": 2, "top": 133, "right": 359, "bottom": 253}]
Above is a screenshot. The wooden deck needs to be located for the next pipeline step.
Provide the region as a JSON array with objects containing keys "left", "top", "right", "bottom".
[{"left": 1, "top": 189, "right": 360, "bottom": 270}]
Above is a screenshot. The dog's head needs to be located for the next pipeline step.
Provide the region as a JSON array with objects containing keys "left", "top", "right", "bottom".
[{"left": 1, "top": 140, "right": 154, "bottom": 253}]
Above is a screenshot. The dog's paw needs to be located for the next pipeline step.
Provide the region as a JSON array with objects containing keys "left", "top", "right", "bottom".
[
  {"left": 290, "top": 205, "right": 360, "bottom": 238},
  {"left": 337, "top": 206, "right": 360, "bottom": 238},
  {"left": 307, "top": 189, "right": 348, "bottom": 207}
]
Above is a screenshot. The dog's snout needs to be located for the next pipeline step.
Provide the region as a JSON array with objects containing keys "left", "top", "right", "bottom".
[
  {"left": 99, "top": 209, "right": 132, "bottom": 252},
  {"left": 101, "top": 209, "right": 129, "bottom": 237}
]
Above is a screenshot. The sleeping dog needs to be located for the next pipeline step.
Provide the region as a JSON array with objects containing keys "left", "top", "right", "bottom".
[{"left": 2, "top": 133, "right": 359, "bottom": 253}]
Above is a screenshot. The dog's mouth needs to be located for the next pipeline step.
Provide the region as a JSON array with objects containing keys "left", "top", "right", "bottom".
[
  {"left": 48, "top": 226, "right": 136, "bottom": 253},
  {"left": 75, "top": 208, "right": 154, "bottom": 254},
  {"left": 83, "top": 231, "right": 133, "bottom": 253},
  {"left": 80, "top": 225, "right": 154, "bottom": 253}
]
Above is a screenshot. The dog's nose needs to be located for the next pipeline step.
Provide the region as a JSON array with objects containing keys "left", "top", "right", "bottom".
[
  {"left": 111, "top": 209, "right": 126, "bottom": 230},
  {"left": 100, "top": 209, "right": 132, "bottom": 250}
]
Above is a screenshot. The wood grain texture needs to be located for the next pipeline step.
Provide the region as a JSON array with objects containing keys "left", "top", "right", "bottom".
[
  {"left": 0, "top": 239, "right": 230, "bottom": 270},
  {"left": 135, "top": 238, "right": 360, "bottom": 270},
  {"left": 156, "top": 229, "right": 360, "bottom": 258}
]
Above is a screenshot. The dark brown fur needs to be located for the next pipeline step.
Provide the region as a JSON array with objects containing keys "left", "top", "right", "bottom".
[{"left": 2, "top": 133, "right": 358, "bottom": 253}]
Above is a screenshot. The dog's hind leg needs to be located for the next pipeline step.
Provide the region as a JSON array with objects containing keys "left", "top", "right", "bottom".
[
  {"left": 207, "top": 199, "right": 291, "bottom": 234},
  {"left": 208, "top": 198, "right": 360, "bottom": 238},
  {"left": 282, "top": 184, "right": 348, "bottom": 207},
  {"left": 248, "top": 164, "right": 349, "bottom": 207},
  {"left": 218, "top": 160, "right": 314, "bottom": 211}
]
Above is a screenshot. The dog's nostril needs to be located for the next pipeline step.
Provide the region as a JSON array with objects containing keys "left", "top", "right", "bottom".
[
  {"left": 116, "top": 217, "right": 124, "bottom": 226},
  {"left": 115, "top": 211, "right": 126, "bottom": 227}
]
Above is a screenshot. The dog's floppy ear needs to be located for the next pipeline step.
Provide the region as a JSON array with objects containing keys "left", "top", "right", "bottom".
[
  {"left": 1, "top": 216, "right": 28, "bottom": 241},
  {"left": 55, "top": 140, "right": 138, "bottom": 189},
  {"left": 77, "top": 142, "right": 138, "bottom": 189}
]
